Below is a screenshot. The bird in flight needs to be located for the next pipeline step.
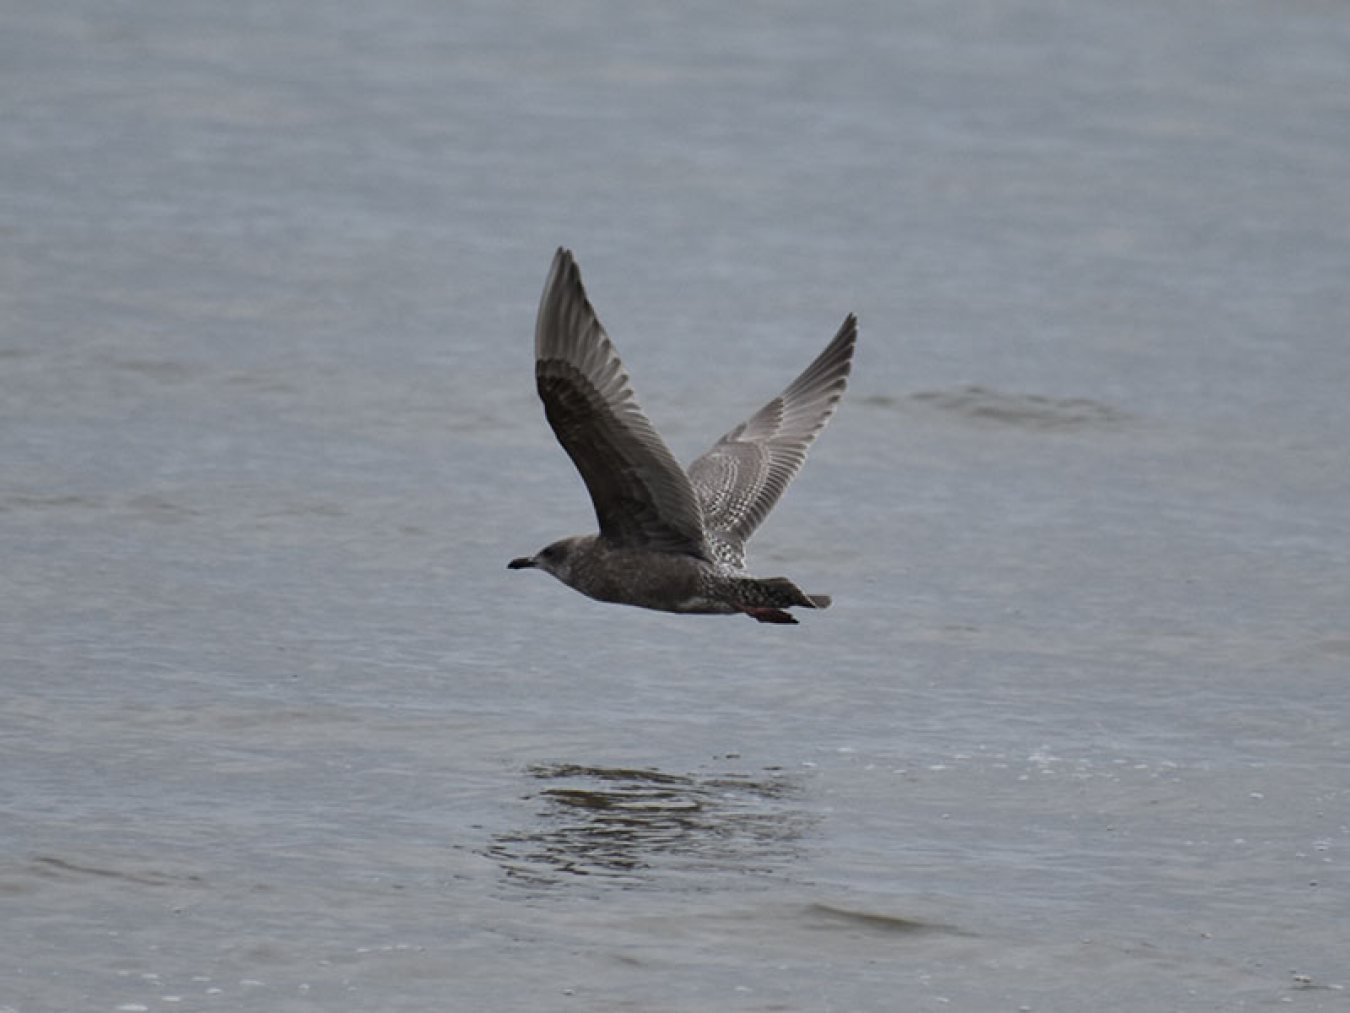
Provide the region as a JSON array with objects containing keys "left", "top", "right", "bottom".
[{"left": 509, "top": 248, "right": 856, "bottom": 624}]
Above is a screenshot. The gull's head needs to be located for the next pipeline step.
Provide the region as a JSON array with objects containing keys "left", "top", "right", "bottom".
[{"left": 507, "top": 536, "right": 587, "bottom": 584}]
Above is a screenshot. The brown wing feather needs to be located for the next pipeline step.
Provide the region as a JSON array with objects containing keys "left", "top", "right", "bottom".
[
  {"left": 687, "top": 314, "right": 856, "bottom": 568},
  {"left": 534, "top": 248, "right": 709, "bottom": 558}
]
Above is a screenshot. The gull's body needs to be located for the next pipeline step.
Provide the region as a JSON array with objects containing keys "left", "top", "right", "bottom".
[{"left": 508, "top": 248, "right": 856, "bottom": 624}]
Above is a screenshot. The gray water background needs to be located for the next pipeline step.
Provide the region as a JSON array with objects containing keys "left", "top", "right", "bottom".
[{"left": 3, "top": 1, "right": 1349, "bottom": 1010}]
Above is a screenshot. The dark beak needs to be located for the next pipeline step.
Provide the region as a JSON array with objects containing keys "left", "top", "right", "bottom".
[{"left": 507, "top": 556, "right": 536, "bottom": 570}]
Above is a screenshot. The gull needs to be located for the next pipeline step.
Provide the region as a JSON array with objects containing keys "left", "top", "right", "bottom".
[{"left": 508, "top": 248, "right": 856, "bottom": 624}]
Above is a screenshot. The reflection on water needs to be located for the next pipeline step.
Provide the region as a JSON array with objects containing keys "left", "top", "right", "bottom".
[{"left": 487, "top": 764, "right": 812, "bottom": 887}]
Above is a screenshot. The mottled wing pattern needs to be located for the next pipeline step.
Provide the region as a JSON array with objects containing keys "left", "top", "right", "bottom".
[
  {"left": 534, "top": 248, "right": 710, "bottom": 558},
  {"left": 687, "top": 314, "right": 857, "bottom": 569}
]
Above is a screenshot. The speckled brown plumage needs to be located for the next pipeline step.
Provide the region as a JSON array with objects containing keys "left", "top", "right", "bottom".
[{"left": 508, "top": 248, "right": 855, "bottom": 625}]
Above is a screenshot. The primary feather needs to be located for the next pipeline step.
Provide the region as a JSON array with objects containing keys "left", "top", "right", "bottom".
[{"left": 687, "top": 314, "right": 857, "bottom": 569}]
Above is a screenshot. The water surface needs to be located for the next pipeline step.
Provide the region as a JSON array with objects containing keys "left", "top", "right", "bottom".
[{"left": 4, "top": 1, "right": 1348, "bottom": 1010}]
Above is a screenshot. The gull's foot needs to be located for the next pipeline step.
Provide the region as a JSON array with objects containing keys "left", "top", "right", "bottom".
[{"left": 741, "top": 606, "right": 798, "bottom": 624}]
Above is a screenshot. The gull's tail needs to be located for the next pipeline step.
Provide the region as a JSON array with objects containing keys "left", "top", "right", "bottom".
[{"left": 735, "top": 577, "right": 831, "bottom": 623}]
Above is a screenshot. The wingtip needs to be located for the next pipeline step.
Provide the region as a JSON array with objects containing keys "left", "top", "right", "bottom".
[
  {"left": 785, "top": 313, "right": 857, "bottom": 400},
  {"left": 831, "top": 315, "right": 858, "bottom": 385},
  {"left": 547, "top": 247, "right": 577, "bottom": 289},
  {"left": 538, "top": 247, "right": 597, "bottom": 360},
  {"left": 837, "top": 313, "right": 859, "bottom": 349}
]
